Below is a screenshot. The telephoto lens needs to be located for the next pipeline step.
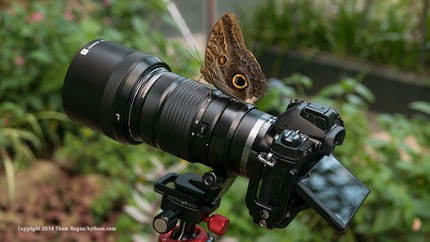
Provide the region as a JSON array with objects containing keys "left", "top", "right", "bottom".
[{"left": 63, "top": 40, "right": 275, "bottom": 177}]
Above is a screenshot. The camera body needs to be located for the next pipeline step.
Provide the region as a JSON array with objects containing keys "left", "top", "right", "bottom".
[
  {"left": 244, "top": 99, "right": 365, "bottom": 231},
  {"left": 63, "top": 40, "right": 369, "bottom": 233}
]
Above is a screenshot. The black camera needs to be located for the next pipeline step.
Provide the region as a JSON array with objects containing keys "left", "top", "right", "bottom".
[{"left": 63, "top": 40, "right": 369, "bottom": 235}]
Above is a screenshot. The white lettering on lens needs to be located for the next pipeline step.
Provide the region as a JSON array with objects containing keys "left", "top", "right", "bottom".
[{"left": 80, "top": 48, "right": 89, "bottom": 55}]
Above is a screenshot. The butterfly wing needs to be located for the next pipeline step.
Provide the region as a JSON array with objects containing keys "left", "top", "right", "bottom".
[{"left": 201, "top": 12, "right": 266, "bottom": 101}]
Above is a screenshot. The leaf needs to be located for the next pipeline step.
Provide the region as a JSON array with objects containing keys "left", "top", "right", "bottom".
[
  {"left": 346, "top": 94, "right": 364, "bottom": 106},
  {"left": 0, "top": 102, "right": 26, "bottom": 117},
  {"left": 80, "top": 19, "right": 101, "bottom": 37},
  {"left": 316, "top": 82, "right": 346, "bottom": 97},
  {"left": 38, "top": 62, "right": 68, "bottom": 93},
  {"left": 372, "top": 209, "right": 401, "bottom": 233},
  {"left": 355, "top": 82, "right": 375, "bottom": 103},
  {"left": 131, "top": 16, "right": 149, "bottom": 32},
  {"left": 28, "top": 50, "right": 52, "bottom": 63},
  {"left": 3, "top": 128, "right": 41, "bottom": 148},
  {"left": 285, "top": 73, "right": 313, "bottom": 89},
  {"left": 0, "top": 147, "right": 16, "bottom": 202},
  {"left": 409, "top": 101, "right": 430, "bottom": 115}
]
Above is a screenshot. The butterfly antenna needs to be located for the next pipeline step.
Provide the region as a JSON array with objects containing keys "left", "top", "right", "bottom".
[
  {"left": 194, "top": 44, "right": 204, "bottom": 66},
  {"left": 193, "top": 45, "right": 214, "bottom": 100},
  {"left": 186, "top": 48, "right": 204, "bottom": 83},
  {"left": 186, "top": 45, "right": 213, "bottom": 100},
  {"left": 185, "top": 46, "right": 203, "bottom": 66}
]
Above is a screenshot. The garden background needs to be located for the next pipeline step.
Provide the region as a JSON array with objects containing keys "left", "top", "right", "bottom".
[{"left": 1, "top": 0, "right": 430, "bottom": 241}]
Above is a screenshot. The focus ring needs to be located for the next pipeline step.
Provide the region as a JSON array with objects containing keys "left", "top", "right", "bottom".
[{"left": 155, "top": 77, "right": 210, "bottom": 159}]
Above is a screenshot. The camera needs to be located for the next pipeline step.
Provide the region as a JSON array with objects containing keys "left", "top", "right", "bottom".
[{"left": 63, "top": 40, "right": 369, "bottom": 235}]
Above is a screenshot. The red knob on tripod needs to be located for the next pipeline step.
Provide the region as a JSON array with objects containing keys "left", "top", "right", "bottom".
[{"left": 204, "top": 214, "right": 230, "bottom": 236}]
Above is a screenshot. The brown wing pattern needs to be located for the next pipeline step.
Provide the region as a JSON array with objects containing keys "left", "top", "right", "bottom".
[{"left": 201, "top": 12, "right": 266, "bottom": 101}]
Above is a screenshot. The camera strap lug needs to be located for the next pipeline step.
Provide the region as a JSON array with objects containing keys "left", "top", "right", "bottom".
[{"left": 257, "top": 152, "right": 276, "bottom": 167}]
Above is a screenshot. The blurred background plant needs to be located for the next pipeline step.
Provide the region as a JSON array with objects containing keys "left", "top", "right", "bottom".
[
  {"left": 0, "top": 0, "right": 198, "bottom": 241},
  {"left": 1, "top": 0, "right": 430, "bottom": 241},
  {"left": 0, "top": 102, "right": 67, "bottom": 203},
  {"left": 122, "top": 157, "right": 188, "bottom": 242},
  {"left": 243, "top": 0, "right": 430, "bottom": 74}
]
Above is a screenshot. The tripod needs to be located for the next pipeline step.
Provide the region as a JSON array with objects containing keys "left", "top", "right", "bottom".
[{"left": 153, "top": 172, "right": 235, "bottom": 242}]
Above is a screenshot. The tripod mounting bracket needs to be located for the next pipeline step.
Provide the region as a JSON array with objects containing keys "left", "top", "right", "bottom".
[{"left": 153, "top": 172, "right": 231, "bottom": 241}]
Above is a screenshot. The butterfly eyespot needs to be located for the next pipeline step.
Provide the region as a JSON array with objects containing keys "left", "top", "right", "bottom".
[
  {"left": 218, "top": 56, "right": 227, "bottom": 65},
  {"left": 231, "top": 74, "right": 249, "bottom": 90}
]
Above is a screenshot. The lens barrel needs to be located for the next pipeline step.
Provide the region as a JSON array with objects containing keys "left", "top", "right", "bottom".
[
  {"left": 63, "top": 40, "right": 169, "bottom": 143},
  {"left": 63, "top": 40, "right": 274, "bottom": 176}
]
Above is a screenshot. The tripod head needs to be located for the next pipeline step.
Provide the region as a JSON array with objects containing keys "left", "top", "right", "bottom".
[{"left": 153, "top": 172, "right": 233, "bottom": 241}]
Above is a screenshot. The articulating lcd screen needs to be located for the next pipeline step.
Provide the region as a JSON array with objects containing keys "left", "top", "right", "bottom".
[{"left": 297, "top": 155, "right": 370, "bottom": 230}]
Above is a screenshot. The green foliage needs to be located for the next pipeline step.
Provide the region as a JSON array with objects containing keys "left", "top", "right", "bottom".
[
  {"left": 57, "top": 128, "right": 177, "bottom": 196},
  {"left": 244, "top": 0, "right": 428, "bottom": 73},
  {"left": 55, "top": 127, "right": 193, "bottom": 241},
  {"left": 1, "top": 1, "right": 81, "bottom": 112},
  {"left": 0, "top": 102, "right": 67, "bottom": 165},
  {"left": 256, "top": 74, "right": 313, "bottom": 115},
  {"left": 0, "top": 102, "right": 67, "bottom": 203},
  {"left": 55, "top": 128, "right": 179, "bottom": 237},
  {"left": 0, "top": 1, "right": 198, "bottom": 114},
  {"left": 1, "top": 0, "right": 198, "bottom": 239},
  {"left": 359, "top": 113, "right": 430, "bottom": 241}
]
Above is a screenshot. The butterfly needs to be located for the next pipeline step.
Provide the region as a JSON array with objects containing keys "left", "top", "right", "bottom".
[{"left": 200, "top": 12, "right": 266, "bottom": 101}]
